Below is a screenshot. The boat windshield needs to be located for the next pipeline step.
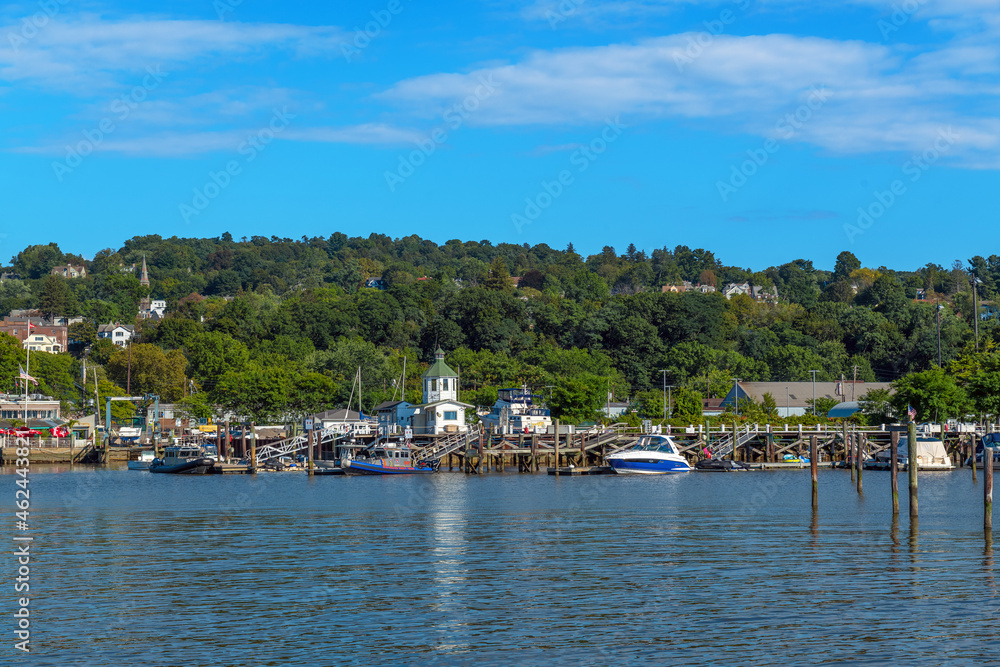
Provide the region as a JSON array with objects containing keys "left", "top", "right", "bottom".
[{"left": 635, "top": 436, "right": 677, "bottom": 453}]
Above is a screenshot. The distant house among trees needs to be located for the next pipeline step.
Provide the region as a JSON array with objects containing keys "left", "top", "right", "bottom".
[
  {"left": 723, "top": 282, "right": 778, "bottom": 303},
  {"left": 50, "top": 264, "right": 87, "bottom": 279}
]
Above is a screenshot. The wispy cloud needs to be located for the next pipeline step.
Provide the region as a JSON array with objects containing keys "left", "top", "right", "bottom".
[
  {"left": 0, "top": 15, "right": 347, "bottom": 92},
  {"left": 380, "top": 29, "right": 1000, "bottom": 162},
  {"left": 11, "top": 123, "right": 422, "bottom": 157}
]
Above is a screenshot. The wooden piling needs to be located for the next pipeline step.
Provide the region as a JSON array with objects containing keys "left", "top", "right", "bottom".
[
  {"left": 477, "top": 428, "right": 484, "bottom": 474},
  {"left": 307, "top": 422, "right": 314, "bottom": 476},
  {"left": 986, "top": 447, "right": 994, "bottom": 532},
  {"left": 531, "top": 433, "right": 537, "bottom": 471},
  {"left": 580, "top": 432, "right": 586, "bottom": 464},
  {"left": 224, "top": 419, "right": 230, "bottom": 462},
  {"left": 241, "top": 425, "right": 247, "bottom": 460},
  {"left": 891, "top": 430, "right": 899, "bottom": 516},
  {"left": 810, "top": 435, "right": 818, "bottom": 508},
  {"left": 250, "top": 422, "right": 257, "bottom": 471},
  {"left": 856, "top": 432, "right": 863, "bottom": 494},
  {"left": 908, "top": 421, "right": 918, "bottom": 519},
  {"left": 554, "top": 420, "right": 560, "bottom": 470},
  {"left": 847, "top": 423, "right": 854, "bottom": 482},
  {"left": 973, "top": 436, "right": 978, "bottom": 482}
]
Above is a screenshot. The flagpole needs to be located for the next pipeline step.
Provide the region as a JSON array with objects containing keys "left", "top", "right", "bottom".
[{"left": 24, "top": 339, "right": 29, "bottom": 427}]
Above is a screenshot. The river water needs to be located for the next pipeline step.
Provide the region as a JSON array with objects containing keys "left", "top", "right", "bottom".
[{"left": 4, "top": 466, "right": 999, "bottom": 665}]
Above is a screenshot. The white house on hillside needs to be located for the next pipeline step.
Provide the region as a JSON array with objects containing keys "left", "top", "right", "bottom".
[{"left": 97, "top": 323, "right": 135, "bottom": 347}]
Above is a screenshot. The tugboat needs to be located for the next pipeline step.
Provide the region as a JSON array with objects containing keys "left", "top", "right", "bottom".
[
  {"left": 606, "top": 434, "right": 692, "bottom": 474},
  {"left": 149, "top": 444, "right": 215, "bottom": 474},
  {"left": 341, "top": 440, "right": 436, "bottom": 475}
]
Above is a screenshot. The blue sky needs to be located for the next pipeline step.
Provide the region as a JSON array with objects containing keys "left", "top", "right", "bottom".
[{"left": 1, "top": 0, "right": 996, "bottom": 271}]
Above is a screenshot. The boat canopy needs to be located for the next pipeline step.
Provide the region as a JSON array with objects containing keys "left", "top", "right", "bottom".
[{"left": 828, "top": 401, "right": 860, "bottom": 418}]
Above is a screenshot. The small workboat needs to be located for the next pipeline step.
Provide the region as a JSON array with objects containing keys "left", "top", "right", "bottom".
[
  {"left": 127, "top": 449, "right": 157, "bottom": 471},
  {"left": 606, "top": 434, "right": 692, "bottom": 474},
  {"left": 149, "top": 445, "right": 215, "bottom": 474},
  {"left": 341, "top": 441, "right": 436, "bottom": 475},
  {"left": 694, "top": 458, "right": 750, "bottom": 472}
]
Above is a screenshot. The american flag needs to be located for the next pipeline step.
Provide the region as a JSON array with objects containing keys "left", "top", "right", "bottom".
[
  {"left": 907, "top": 405, "right": 916, "bottom": 421},
  {"left": 18, "top": 365, "right": 38, "bottom": 386}
]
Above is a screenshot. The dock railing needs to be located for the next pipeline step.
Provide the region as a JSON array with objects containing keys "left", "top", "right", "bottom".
[
  {"left": 413, "top": 426, "right": 480, "bottom": 464},
  {"left": 253, "top": 426, "right": 344, "bottom": 464}
]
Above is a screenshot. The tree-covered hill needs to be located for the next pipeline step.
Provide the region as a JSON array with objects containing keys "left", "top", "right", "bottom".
[{"left": 2, "top": 234, "right": 998, "bottom": 424}]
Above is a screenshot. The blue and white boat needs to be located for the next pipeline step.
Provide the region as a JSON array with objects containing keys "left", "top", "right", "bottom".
[
  {"left": 340, "top": 441, "right": 436, "bottom": 475},
  {"left": 606, "top": 434, "right": 692, "bottom": 474}
]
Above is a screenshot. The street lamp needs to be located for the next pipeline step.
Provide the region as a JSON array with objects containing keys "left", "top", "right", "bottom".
[
  {"left": 658, "top": 370, "right": 668, "bottom": 421},
  {"left": 808, "top": 370, "right": 820, "bottom": 415},
  {"left": 936, "top": 301, "right": 944, "bottom": 367},
  {"left": 666, "top": 385, "right": 675, "bottom": 418}
]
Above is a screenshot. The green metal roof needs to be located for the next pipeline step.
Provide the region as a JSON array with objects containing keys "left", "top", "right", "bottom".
[{"left": 422, "top": 348, "right": 458, "bottom": 378}]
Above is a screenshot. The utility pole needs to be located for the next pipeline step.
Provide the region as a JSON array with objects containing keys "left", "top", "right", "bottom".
[
  {"left": 936, "top": 301, "right": 943, "bottom": 367},
  {"left": 972, "top": 268, "right": 980, "bottom": 352},
  {"left": 126, "top": 338, "right": 132, "bottom": 394},
  {"left": 666, "top": 385, "right": 675, "bottom": 418},
  {"left": 658, "top": 370, "right": 668, "bottom": 421},
  {"left": 809, "top": 370, "right": 820, "bottom": 416},
  {"left": 852, "top": 365, "right": 858, "bottom": 401}
]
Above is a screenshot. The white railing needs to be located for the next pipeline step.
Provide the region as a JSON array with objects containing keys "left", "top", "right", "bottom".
[{"left": 253, "top": 426, "right": 345, "bottom": 463}]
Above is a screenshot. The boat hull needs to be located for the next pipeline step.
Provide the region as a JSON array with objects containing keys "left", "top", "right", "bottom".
[
  {"left": 694, "top": 459, "right": 750, "bottom": 472},
  {"left": 864, "top": 459, "right": 954, "bottom": 471},
  {"left": 341, "top": 460, "right": 435, "bottom": 475},
  {"left": 149, "top": 458, "right": 215, "bottom": 474},
  {"left": 607, "top": 456, "right": 691, "bottom": 475},
  {"left": 127, "top": 461, "right": 151, "bottom": 471}
]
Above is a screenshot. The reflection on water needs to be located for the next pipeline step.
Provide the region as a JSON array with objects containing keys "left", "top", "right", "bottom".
[{"left": 6, "top": 467, "right": 1000, "bottom": 665}]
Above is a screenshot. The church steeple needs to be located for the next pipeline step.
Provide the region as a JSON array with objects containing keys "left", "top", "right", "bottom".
[{"left": 139, "top": 255, "right": 151, "bottom": 312}]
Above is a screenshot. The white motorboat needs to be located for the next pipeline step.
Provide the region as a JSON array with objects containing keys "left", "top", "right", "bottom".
[
  {"left": 127, "top": 449, "right": 157, "bottom": 471},
  {"left": 607, "top": 434, "right": 692, "bottom": 474},
  {"left": 865, "top": 436, "right": 954, "bottom": 471},
  {"left": 479, "top": 386, "right": 552, "bottom": 434}
]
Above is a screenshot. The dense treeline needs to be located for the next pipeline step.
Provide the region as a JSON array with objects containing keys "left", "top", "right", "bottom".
[{"left": 2, "top": 233, "right": 999, "bottom": 425}]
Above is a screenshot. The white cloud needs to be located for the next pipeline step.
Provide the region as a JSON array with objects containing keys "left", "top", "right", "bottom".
[
  {"left": 0, "top": 16, "right": 347, "bottom": 91},
  {"left": 380, "top": 31, "right": 1000, "bottom": 160},
  {"left": 11, "top": 123, "right": 422, "bottom": 157}
]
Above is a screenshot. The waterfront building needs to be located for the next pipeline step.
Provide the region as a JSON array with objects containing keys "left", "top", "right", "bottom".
[{"left": 408, "top": 348, "right": 472, "bottom": 435}]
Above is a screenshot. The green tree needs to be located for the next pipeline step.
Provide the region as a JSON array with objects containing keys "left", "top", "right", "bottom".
[
  {"left": 833, "top": 251, "right": 861, "bottom": 281},
  {"left": 482, "top": 257, "right": 514, "bottom": 292},
  {"left": 213, "top": 363, "right": 291, "bottom": 423},
  {"left": 0, "top": 333, "right": 25, "bottom": 390},
  {"left": 892, "top": 368, "right": 969, "bottom": 422},
  {"left": 11, "top": 243, "right": 65, "bottom": 279},
  {"left": 106, "top": 344, "right": 187, "bottom": 402},
  {"left": 38, "top": 275, "right": 77, "bottom": 319},
  {"left": 176, "top": 393, "right": 217, "bottom": 422},
  {"left": 858, "top": 387, "right": 894, "bottom": 424},
  {"left": 548, "top": 373, "right": 605, "bottom": 423},
  {"left": 288, "top": 372, "right": 337, "bottom": 418}
]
